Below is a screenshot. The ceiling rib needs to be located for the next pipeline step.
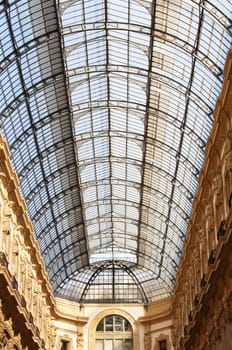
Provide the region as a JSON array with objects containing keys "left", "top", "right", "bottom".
[
  {"left": 1, "top": 0, "right": 232, "bottom": 303},
  {"left": 56, "top": 0, "right": 91, "bottom": 267},
  {"left": 158, "top": 2, "right": 204, "bottom": 276},
  {"left": 136, "top": 0, "right": 157, "bottom": 266},
  {"left": 4, "top": 1, "right": 70, "bottom": 280}
]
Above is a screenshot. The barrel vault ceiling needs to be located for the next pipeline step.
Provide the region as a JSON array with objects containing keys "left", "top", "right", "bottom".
[{"left": 0, "top": 0, "right": 232, "bottom": 303}]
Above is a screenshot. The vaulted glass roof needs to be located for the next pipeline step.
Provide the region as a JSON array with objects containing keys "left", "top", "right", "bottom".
[{"left": 0, "top": 0, "right": 232, "bottom": 303}]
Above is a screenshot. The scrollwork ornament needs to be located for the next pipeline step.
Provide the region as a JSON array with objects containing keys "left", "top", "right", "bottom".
[
  {"left": 225, "top": 152, "right": 232, "bottom": 176},
  {"left": 77, "top": 331, "right": 83, "bottom": 349}
]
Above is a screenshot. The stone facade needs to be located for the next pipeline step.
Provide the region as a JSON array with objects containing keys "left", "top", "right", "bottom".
[
  {"left": 0, "top": 135, "right": 56, "bottom": 349},
  {"left": 171, "top": 49, "right": 232, "bottom": 350}
]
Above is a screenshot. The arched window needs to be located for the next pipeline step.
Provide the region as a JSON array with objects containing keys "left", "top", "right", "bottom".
[{"left": 95, "top": 314, "right": 133, "bottom": 350}]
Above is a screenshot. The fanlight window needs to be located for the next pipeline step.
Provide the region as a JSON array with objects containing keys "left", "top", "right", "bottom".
[{"left": 96, "top": 314, "right": 133, "bottom": 350}]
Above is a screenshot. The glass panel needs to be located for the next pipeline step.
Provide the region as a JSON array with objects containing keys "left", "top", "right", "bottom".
[
  {"left": 105, "top": 316, "right": 113, "bottom": 331},
  {"left": 61, "top": 340, "right": 69, "bottom": 350},
  {"left": 105, "top": 340, "right": 113, "bottom": 350},
  {"left": 115, "top": 339, "right": 123, "bottom": 350},
  {"left": 95, "top": 339, "right": 104, "bottom": 350},
  {"left": 159, "top": 340, "right": 167, "bottom": 350},
  {"left": 96, "top": 315, "right": 133, "bottom": 349},
  {"left": 96, "top": 320, "right": 104, "bottom": 332},
  {"left": 124, "top": 339, "right": 133, "bottom": 350},
  {"left": 124, "top": 320, "right": 132, "bottom": 332},
  {"left": 114, "top": 315, "right": 123, "bottom": 332},
  {"left": 0, "top": 0, "right": 231, "bottom": 303}
]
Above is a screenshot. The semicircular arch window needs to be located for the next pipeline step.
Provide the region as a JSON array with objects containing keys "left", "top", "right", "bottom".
[{"left": 95, "top": 314, "right": 133, "bottom": 350}]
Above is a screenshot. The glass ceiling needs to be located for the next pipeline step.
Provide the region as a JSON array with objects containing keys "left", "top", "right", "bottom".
[{"left": 0, "top": 0, "right": 232, "bottom": 303}]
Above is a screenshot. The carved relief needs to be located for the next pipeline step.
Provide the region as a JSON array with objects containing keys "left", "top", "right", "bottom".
[
  {"left": 0, "top": 302, "right": 23, "bottom": 350},
  {"left": 198, "top": 225, "right": 208, "bottom": 275},
  {"left": 144, "top": 329, "right": 151, "bottom": 350},
  {"left": 222, "top": 130, "right": 232, "bottom": 156},
  {"left": 0, "top": 133, "right": 56, "bottom": 350},
  {"left": 205, "top": 203, "right": 216, "bottom": 253},
  {"left": 10, "top": 237, "right": 19, "bottom": 277},
  {"left": 224, "top": 151, "right": 232, "bottom": 211},
  {"left": 77, "top": 331, "right": 84, "bottom": 349},
  {"left": 211, "top": 171, "right": 225, "bottom": 235}
]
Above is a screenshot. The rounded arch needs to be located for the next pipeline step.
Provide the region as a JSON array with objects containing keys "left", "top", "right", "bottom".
[
  {"left": 89, "top": 308, "right": 139, "bottom": 350},
  {"left": 80, "top": 262, "right": 148, "bottom": 304}
]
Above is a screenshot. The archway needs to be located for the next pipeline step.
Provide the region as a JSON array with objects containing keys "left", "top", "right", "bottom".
[
  {"left": 95, "top": 314, "right": 133, "bottom": 349},
  {"left": 89, "top": 309, "right": 139, "bottom": 350}
]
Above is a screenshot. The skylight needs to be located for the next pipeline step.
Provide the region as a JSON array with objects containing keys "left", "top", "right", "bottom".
[{"left": 0, "top": 0, "right": 232, "bottom": 303}]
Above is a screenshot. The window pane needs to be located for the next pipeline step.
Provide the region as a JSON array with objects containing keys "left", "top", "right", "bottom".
[
  {"left": 159, "top": 340, "right": 167, "bottom": 350},
  {"left": 96, "top": 315, "right": 133, "bottom": 349},
  {"left": 61, "top": 340, "right": 69, "bottom": 350},
  {"left": 96, "top": 320, "right": 104, "bottom": 332},
  {"left": 124, "top": 339, "right": 133, "bottom": 350},
  {"left": 105, "top": 339, "right": 113, "bottom": 350},
  {"left": 115, "top": 339, "right": 123, "bottom": 350},
  {"left": 95, "top": 339, "right": 103, "bottom": 350}
]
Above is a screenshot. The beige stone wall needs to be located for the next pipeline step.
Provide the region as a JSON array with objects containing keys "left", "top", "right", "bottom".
[
  {"left": 171, "top": 49, "right": 232, "bottom": 350},
  {"left": 54, "top": 298, "right": 88, "bottom": 350},
  {"left": 54, "top": 299, "right": 174, "bottom": 350},
  {"left": 139, "top": 298, "right": 174, "bottom": 350},
  {"left": 0, "top": 134, "right": 56, "bottom": 349}
]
